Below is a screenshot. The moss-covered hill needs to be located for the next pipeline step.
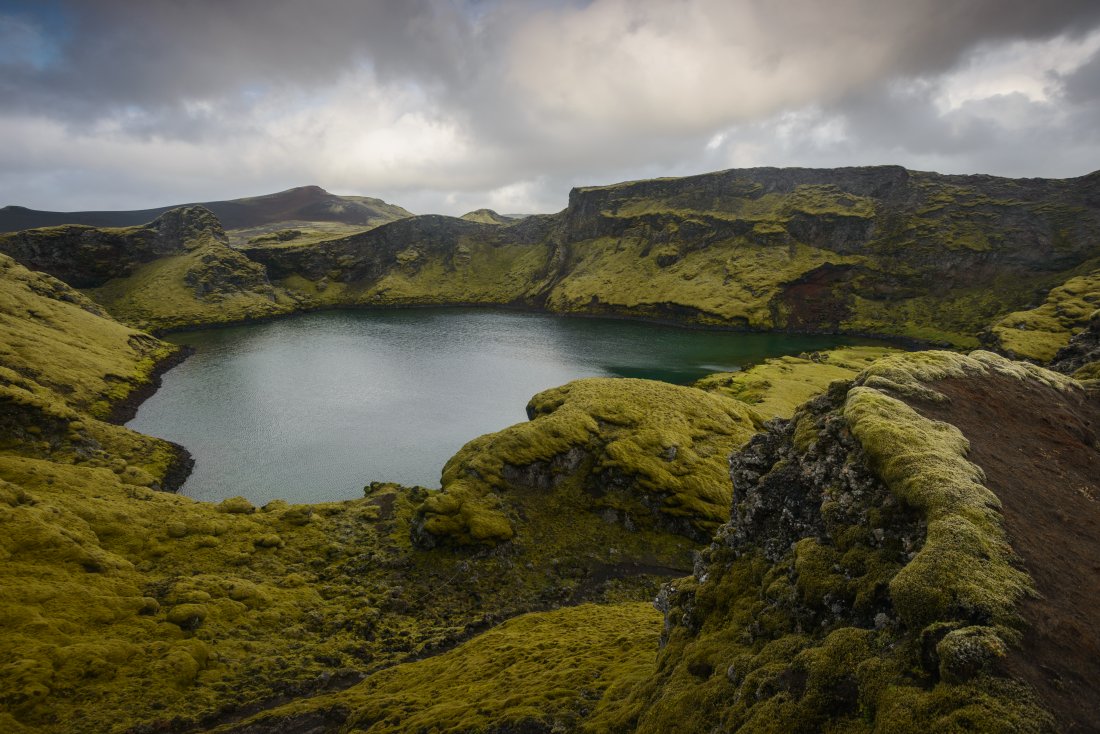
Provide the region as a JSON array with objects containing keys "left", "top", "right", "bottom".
[{"left": 5, "top": 166, "right": 1098, "bottom": 350}]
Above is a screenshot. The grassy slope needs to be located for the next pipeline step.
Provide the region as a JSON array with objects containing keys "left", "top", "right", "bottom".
[
  {"left": 989, "top": 266, "right": 1100, "bottom": 361},
  {"left": 87, "top": 230, "right": 294, "bottom": 332},
  {"left": 224, "top": 602, "right": 663, "bottom": 734},
  {"left": 546, "top": 236, "right": 859, "bottom": 327},
  {"left": 0, "top": 254, "right": 177, "bottom": 418},
  {"left": 694, "top": 346, "right": 900, "bottom": 419}
]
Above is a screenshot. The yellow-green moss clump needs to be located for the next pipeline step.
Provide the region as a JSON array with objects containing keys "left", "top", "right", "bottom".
[
  {"left": 694, "top": 345, "right": 899, "bottom": 419},
  {"left": 415, "top": 377, "right": 763, "bottom": 546},
  {"left": 225, "top": 602, "right": 662, "bottom": 733},
  {"left": 989, "top": 267, "right": 1100, "bottom": 361}
]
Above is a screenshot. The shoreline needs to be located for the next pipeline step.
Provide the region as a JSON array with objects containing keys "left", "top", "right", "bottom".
[
  {"left": 151, "top": 298, "right": 941, "bottom": 353},
  {"left": 107, "top": 342, "right": 197, "bottom": 494}
]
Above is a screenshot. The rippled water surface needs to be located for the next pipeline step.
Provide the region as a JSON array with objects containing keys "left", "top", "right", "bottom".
[{"left": 129, "top": 309, "right": 885, "bottom": 504}]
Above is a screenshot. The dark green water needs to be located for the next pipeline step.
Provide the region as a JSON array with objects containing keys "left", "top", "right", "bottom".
[{"left": 128, "top": 309, "right": 885, "bottom": 504}]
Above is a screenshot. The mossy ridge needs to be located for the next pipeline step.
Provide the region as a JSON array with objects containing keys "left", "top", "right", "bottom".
[
  {"left": 0, "top": 254, "right": 178, "bottom": 418},
  {"left": 694, "top": 345, "right": 900, "bottom": 420},
  {"left": 604, "top": 349, "right": 1068, "bottom": 733},
  {"left": 459, "top": 208, "right": 518, "bottom": 225},
  {"left": 222, "top": 602, "right": 662, "bottom": 734},
  {"left": 414, "top": 377, "right": 763, "bottom": 547},
  {"left": 989, "top": 267, "right": 1100, "bottom": 361},
  {"left": 87, "top": 229, "right": 295, "bottom": 332}
]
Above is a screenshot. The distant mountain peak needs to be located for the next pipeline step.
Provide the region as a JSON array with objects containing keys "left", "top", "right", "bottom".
[{"left": 0, "top": 187, "right": 412, "bottom": 233}]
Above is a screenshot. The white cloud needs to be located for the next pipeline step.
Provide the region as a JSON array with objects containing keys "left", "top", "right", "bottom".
[{"left": 935, "top": 27, "right": 1100, "bottom": 110}]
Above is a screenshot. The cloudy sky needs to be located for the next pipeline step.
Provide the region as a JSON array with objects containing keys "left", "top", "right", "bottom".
[{"left": 2, "top": 0, "right": 1100, "bottom": 216}]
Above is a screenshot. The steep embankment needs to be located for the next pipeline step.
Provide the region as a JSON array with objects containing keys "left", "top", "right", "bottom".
[
  {"left": 0, "top": 185, "right": 412, "bottom": 233},
  {"left": 606, "top": 351, "right": 1098, "bottom": 733}
]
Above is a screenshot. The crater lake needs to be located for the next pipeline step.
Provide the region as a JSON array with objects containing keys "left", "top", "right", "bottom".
[{"left": 128, "top": 308, "right": 890, "bottom": 504}]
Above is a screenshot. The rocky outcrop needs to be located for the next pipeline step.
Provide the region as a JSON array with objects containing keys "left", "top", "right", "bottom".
[
  {"left": 623, "top": 351, "right": 1095, "bottom": 733},
  {"left": 1048, "top": 309, "right": 1100, "bottom": 379},
  {"left": 412, "top": 378, "right": 763, "bottom": 547}
]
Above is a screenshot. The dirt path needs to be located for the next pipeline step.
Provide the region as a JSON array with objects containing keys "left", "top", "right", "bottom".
[{"left": 919, "top": 375, "right": 1100, "bottom": 733}]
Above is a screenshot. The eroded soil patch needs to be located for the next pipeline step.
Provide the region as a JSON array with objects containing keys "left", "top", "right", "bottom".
[{"left": 920, "top": 375, "right": 1100, "bottom": 732}]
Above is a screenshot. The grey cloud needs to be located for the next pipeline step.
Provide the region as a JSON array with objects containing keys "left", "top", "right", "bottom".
[{"left": 2, "top": 0, "right": 1100, "bottom": 213}]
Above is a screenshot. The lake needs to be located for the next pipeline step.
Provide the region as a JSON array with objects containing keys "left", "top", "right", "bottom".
[{"left": 128, "top": 308, "right": 885, "bottom": 504}]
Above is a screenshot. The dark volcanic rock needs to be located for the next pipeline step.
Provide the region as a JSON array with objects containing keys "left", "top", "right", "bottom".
[{"left": 1049, "top": 309, "right": 1100, "bottom": 377}]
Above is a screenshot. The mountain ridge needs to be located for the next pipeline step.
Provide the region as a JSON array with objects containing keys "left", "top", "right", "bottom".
[{"left": 0, "top": 185, "right": 412, "bottom": 233}]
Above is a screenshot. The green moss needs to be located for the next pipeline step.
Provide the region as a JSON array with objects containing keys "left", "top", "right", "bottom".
[
  {"left": 694, "top": 346, "right": 899, "bottom": 419},
  {"left": 230, "top": 603, "right": 662, "bottom": 733},
  {"left": 990, "top": 268, "right": 1100, "bottom": 361},
  {"left": 415, "top": 377, "right": 762, "bottom": 546},
  {"left": 546, "top": 235, "right": 863, "bottom": 328},
  {"left": 844, "top": 386, "right": 1031, "bottom": 632},
  {"left": 87, "top": 232, "right": 293, "bottom": 332}
]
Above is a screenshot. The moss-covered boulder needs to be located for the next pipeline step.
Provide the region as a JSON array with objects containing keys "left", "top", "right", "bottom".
[{"left": 413, "top": 378, "right": 763, "bottom": 546}]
